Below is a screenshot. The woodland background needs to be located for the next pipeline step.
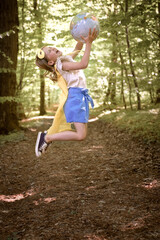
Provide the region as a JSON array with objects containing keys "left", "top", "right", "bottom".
[
  {"left": 0, "top": 1, "right": 160, "bottom": 239},
  {"left": 0, "top": 0, "right": 160, "bottom": 141}
]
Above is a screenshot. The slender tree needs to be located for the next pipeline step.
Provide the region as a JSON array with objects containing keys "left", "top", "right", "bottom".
[
  {"left": 120, "top": 67, "right": 127, "bottom": 109},
  {"left": 33, "top": 0, "right": 46, "bottom": 115},
  {"left": 125, "top": 0, "right": 141, "bottom": 110},
  {"left": 155, "top": 0, "right": 160, "bottom": 103},
  {"left": 119, "top": 50, "right": 133, "bottom": 110},
  {"left": 0, "top": 0, "right": 19, "bottom": 133},
  {"left": 17, "top": 0, "right": 26, "bottom": 92}
]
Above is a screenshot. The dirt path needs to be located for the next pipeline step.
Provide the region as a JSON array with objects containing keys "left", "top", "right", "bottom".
[{"left": 0, "top": 118, "right": 160, "bottom": 240}]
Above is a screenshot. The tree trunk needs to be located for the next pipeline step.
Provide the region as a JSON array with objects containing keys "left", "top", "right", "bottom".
[
  {"left": 116, "top": 33, "right": 131, "bottom": 110},
  {"left": 34, "top": 0, "right": 46, "bottom": 115},
  {"left": 0, "top": 0, "right": 19, "bottom": 134},
  {"left": 125, "top": 0, "right": 141, "bottom": 110},
  {"left": 40, "top": 71, "right": 46, "bottom": 115},
  {"left": 110, "top": 44, "right": 117, "bottom": 106},
  {"left": 155, "top": 1, "right": 160, "bottom": 104},
  {"left": 119, "top": 51, "right": 133, "bottom": 110},
  {"left": 104, "top": 78, "right": 111, "bottom": 108},
  {"left": 120, "top": 64, "right": 127, "bottom": 109},
  {"left": 110, "top": 70, "right": 117, "bottom": 105},
  {"left": 17, "top": 0, "right": 25, "bottom": 92},
  {"left": 110, "top": 4, "right": 117, "bottom": 106},
  {"left": 142, "top": 8, "right": 154, "bottom": 104}
]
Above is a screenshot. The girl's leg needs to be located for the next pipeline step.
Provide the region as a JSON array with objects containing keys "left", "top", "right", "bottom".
[
  {"left": 35, "top": 123, "right": 87, "bottom": 157},
  {"left": 45, "top": 122, "right": 87, "bottom": 142}
]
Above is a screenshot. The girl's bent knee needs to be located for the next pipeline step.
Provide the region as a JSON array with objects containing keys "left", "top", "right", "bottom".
[{"left": 77, "top": 134, "right": 87, "bottom": 141}]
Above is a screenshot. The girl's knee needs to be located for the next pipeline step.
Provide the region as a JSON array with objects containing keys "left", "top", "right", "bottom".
[
  {"left": 77, "top": 132, "right": 87, "bottom": 141},
  {"left": 74, "top": 123, "right": 87, "bottom": 141}
]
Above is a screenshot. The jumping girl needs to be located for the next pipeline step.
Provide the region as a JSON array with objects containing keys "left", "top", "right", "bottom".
[{"left": 35, "top": 28, "right": 97, "bottom": 157}]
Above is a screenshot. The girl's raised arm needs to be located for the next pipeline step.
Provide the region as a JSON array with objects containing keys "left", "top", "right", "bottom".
[
  {"left": 62, "top": 28, "right": 97, "bottom": 71},
  {"left": 70, "top": 41, "right": 83, "bottom": 59}
]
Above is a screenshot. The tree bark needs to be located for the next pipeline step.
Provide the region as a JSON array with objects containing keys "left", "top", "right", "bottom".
[
  {"left": 155, "top": 0, "right": 160, "bottom": 104},
  {"left": 17, "top": 0, "right": 25, "bottom": 92},
  {"left": 104, "top": 2, "right": 117, "bottom": 107},
  {"left": 40, "top": 71, "right": 46, "bottom": 115},
  {"left": 125, "top": 0, "right": 141, "bottom": 110},
  {"left": 34, "top": 0, "right": 46, "bottom": 115},
  {"left": 120, "top": 58, "right": 127, "bottom": 109},
  {"left": 0, "top": 0, "right": 19, "bottom": 133},
  {"left": 119, "top": 51, "right": 133, "bottom": 110},
  {"left": 116, "top": 33, "right": 132, "bottom": 110}
]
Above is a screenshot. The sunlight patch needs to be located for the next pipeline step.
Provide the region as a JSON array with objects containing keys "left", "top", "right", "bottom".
[
  {"left": 89, "top": 117, "right": 99, "bottom": 122},
  {"left": 141, "top": 179, "right": 160, "bottom": 189},
  {"left": 82, "top": 145, "right": 103, "bottom": 153},
  {"left": 149, "top": 109, "right": 159, "bottom": 114},
  {"left": 136, "top": 179, "right": 160, "bottom": 189},
  {"left": 0, "top": 188, "right": 36, "bottom": 202},
  {"left": 21, "top": 115, "right": 54, "bottom": 122},
  {"left": 97, "top": 109, "right": 120, "bottom": 119},
  {"left": 33, "top": 197, "right": 56, "bottom": 205},
  {"left": 98, "top": 110, "right": 111, "bottom": 117}
]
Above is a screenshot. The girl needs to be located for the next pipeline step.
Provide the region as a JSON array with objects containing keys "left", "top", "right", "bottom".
[{"left": 35, "top": 28, "right": 97, "bottom": 157}]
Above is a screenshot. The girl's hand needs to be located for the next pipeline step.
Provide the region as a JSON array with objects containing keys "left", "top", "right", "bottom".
[{"left": 81, "top": 28, "right": 97, "bottom": 44}]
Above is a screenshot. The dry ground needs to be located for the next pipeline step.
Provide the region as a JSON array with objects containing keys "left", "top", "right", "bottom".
[{"left": 0, "top": 117, "right": 160, "bottom": 240}]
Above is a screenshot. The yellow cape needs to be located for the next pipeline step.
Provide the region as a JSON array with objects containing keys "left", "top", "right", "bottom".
[{"left": 47, "top": 67, "right": 72, "bottom": 135}]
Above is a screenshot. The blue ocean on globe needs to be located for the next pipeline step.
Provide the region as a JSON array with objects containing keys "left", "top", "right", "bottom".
[{"left": 70, "top": 12, "right": 100, "bottom": 42}]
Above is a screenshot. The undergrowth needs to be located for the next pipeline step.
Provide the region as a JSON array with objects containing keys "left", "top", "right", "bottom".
[{"left": 91, "top": 104, "right": 160, "bottom": 144}]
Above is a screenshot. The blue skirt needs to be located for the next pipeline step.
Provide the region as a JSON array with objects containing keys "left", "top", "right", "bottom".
[{"left": 64, "top": 87, "right": 94, "bottom": 123}]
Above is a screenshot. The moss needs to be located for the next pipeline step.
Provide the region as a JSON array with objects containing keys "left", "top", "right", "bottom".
[{"left": 0, "top": 131, "right": 25, "bottom": 145}]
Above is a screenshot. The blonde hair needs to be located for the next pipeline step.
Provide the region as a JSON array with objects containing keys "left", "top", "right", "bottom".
[{"left": 36, "top": 47, "right": 57, "bottom": 82}]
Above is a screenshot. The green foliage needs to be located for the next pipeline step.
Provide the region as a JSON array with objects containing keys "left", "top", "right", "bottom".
[
  {"left": 92, "top": 104, "right": 160, "bottom": 144},
  {"left": 0, "top": 68, "right": 16, "bottom": 73},
  {"left": 0, "top": 131, "right": 25, "bottom": 145},
  {"left": 0, "top": 50, "right": 14, "bottom": 65},
  {"left": 0, "top": 96, "right": 20, "bottom": 103},
  {"left": 15, "top": 0, "right": 160, "bottom": 115},
  {"left": 0, "top": 28, "right": 17, "bottom": 39}
]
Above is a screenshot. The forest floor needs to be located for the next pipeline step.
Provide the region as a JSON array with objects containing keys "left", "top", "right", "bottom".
[{"left": 0, "top": 116, "right": 160, "bottom": 240}]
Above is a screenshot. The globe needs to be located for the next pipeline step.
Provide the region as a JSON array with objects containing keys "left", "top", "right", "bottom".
[{"left": 70, "top": 12, "right": 100, "bottom": 42}]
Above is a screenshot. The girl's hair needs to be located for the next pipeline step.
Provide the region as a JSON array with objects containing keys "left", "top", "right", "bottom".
[{"left": 36, "top": 47, "right": 57, "bottom": 82}]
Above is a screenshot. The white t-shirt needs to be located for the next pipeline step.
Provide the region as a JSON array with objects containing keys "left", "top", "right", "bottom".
[{"left": 56, "top": 55, "right": 87, "bottom": 88}]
